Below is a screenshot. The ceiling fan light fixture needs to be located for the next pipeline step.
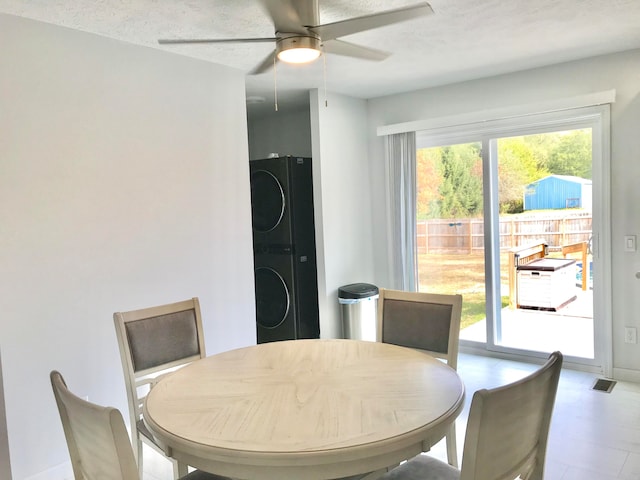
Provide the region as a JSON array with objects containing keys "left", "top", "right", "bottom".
[{"left": 276, "top": 35, "right": 321, "bottom": 64}]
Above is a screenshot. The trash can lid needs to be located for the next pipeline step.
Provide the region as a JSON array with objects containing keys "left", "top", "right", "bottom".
[{"left": 338, "top": 283, "right": 379, "bottom": 299}]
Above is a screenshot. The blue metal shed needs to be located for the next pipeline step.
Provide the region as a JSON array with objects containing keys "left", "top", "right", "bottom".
[{"left": 524, "top": 175, "right": 592, "bottom": 211}]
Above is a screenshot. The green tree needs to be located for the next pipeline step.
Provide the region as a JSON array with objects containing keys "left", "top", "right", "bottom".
[
  {"left": 520, "top": 132, "right": 559, "bottom": 172},
  {"left": 438, "top": 143, "right": 483, "bottom": 217},
  {"left": 415, "top": 128, "right": 591, "bottom": 219},
  {"left": 497, "top": 138, "right": 549, "bottom": 213},
  {"left": 547, "top": 129, "right": 592, "bottom": 178}
]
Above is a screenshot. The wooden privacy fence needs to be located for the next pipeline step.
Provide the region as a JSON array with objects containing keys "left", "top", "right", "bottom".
[{"left": 417, "top": 214, "right": 592, "bottom": 254}]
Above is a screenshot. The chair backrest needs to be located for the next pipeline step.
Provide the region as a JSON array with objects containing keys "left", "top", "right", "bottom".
[
  {"left": 113, "top": 298, "right": 206, "bottom": 441},
  {"left": 50, "top": 370, "right": 140, "bottom": 480},
  {"left": 460, "top": 351, "right": 563, "bottom": 480},
  {"left": 377, "top": 289, "right": 463, "bottom": 370}
]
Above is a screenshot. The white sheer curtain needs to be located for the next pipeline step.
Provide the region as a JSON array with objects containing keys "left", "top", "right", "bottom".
[{"left": 384, "top": 132, "right": 417, "bottom": 291}]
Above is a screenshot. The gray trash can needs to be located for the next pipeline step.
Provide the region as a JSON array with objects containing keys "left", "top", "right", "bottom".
[{"left": 338, "top": 283, "right": 379, "bottom": 341}]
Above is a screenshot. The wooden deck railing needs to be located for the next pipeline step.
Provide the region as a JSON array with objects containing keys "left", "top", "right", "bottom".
[
  {"left": 562, "top": 241, "right": 589, "bottom": 291},
  {"left": 508, "top": 241, "right": 548, "bottom": 309}
]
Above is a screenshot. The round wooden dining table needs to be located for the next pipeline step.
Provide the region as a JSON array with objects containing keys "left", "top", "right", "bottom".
[{"left": 143, "top": 339, "right": 465, "bottom": 480}]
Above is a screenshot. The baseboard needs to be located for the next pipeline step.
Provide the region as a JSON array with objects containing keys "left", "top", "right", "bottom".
[
  {"left": 459, "top": 345, "right": 604, "bottom": 374},
  {"left": 613, "top": 367, "right": 640, "bottom": 383},
  {"left": 24, "top": 462, "right": 72, "bottom": 480}
]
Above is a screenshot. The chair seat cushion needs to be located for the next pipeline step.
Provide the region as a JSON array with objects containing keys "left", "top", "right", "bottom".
[{"left": 378, "top": 454, "right": 460, "bottom": 480}]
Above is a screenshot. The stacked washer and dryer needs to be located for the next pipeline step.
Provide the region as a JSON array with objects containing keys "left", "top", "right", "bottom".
[{"left": 249, "top": 156, "right": 320, "bottom": 343}]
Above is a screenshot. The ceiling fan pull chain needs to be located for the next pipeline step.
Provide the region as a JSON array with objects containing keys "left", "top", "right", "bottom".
[
  {"left": 322, "top": 45, "right": 328, "bottom": 107},
  {"left": 273, "top": 55, "right": 278, "bottom": 112}
]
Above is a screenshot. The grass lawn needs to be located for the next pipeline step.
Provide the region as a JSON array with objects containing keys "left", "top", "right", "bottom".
[{"left": 417, "top": 253, "right": 509, "bottom": 329}]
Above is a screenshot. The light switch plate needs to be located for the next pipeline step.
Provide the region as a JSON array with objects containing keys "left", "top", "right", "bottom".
[{"left": 624, "top": 235, "right": 637, "bottom": 252}]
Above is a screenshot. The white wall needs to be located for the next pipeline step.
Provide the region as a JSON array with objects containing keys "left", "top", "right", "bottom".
[
  {"left": 367, "top": 49, "right": 640, "bottom": 378},
  {"left": 310, "top": 91, "right": 376, "bottom": 338},
  {"left": 0, "top": 350, "right": 11, "bottom": 480},
  {"left": 247, "top": 105, "right": 312, "bottom": 160},
  {"left": 0, "top": 15, "right": 256, "bottom": 479}
]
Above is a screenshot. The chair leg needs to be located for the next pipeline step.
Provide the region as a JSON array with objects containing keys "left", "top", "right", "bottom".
[
  {"left": 446, "top": 423, "right": 458, "bottom": 468},
  {"left": 172, "top": 459, "right": 188, "bottom": 478},
  {"left": 136, "top": 437, "right": 144, "bottom": 479}
]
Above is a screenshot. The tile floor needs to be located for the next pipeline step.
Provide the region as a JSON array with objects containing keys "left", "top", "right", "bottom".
[{"left": 144, "top": 352, "right": 640, "bottom": 480}]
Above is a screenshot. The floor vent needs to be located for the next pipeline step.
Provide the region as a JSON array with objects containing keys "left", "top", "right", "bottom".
[{"left": 592, "top": 378, "right": 616, "bottom": 393}]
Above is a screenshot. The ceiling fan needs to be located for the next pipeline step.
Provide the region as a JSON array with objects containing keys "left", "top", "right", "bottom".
[{"left": 158, "top": 0, "right": 434, "bottom": 74}]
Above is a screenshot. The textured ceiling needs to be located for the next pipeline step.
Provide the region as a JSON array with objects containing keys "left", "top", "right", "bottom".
[{"left": 2, "top": 0, "right": 640, "bottom": 113}]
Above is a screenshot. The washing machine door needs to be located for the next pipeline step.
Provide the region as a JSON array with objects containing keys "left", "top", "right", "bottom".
[{"left": 255, "top": 266, "right": 290, "bottom": 330}]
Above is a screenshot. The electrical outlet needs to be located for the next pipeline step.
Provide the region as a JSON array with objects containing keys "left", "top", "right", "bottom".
[{"left": 624, "top": 327, "right": 637, "bottom": 344}]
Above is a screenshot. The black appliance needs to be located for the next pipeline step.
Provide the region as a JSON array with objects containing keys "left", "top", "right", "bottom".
[{"left": 249, "top": 156, "right": 320, "bottom": 343}]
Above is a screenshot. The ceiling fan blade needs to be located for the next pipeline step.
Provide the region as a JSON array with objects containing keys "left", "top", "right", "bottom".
[
  {"left": 322, "top": 39, "right": 390, "bottom": 61},
  {"left": 258, "top": 0, "right": 309, "bottom": 34},
  {"left": 158, "top": 37, "right": 276, "bottom": 45},
  {"left": 310, "top": 2, "right": 433, "bottom": 41},
  {"left": 248, "top": 49, "right": 278, "bottom": 75}
]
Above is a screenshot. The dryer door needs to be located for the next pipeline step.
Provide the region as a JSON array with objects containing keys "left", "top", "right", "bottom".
[
  {"left": 254, "top": 250, "right": 298, "bottom": 343},
  {"left": 255, "top": 266, "right": 290, "bottom": 330}
]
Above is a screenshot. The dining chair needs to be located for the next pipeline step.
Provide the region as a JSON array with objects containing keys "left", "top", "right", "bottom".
[
  {"left": 377, "top": 288, "right": 463, "bottom": 467},
  {"left": 377, "top": 350, "right": 563, "bottom": 480},
  {"left": 113, "top": 297, "right": 206, "bottom": 479},
  {"left": 50, "top": 370, "right": 228, "bottom": 480}
]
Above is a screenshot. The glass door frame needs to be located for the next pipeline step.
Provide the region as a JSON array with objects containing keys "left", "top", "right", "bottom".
[{"left": 416, "top": 104, "right": 612, "bottom": 375}]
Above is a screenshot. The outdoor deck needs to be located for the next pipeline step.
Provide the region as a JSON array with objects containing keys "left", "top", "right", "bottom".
[{"left": 460, "top": 287, "right": 594, "bottom": 358}]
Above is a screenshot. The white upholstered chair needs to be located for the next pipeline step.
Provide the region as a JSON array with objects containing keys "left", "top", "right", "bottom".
[
  {"left": 377, "top": 288, "right": 463, "bottom": 466},
  {"left": 113, "top": 297, "right": 206, "bottom": 478},
  {"left": 50, "top": 370, "right": 227, "bottom": 480},
  {"left": 377, "top": 351, "right": 563, "bottom": 480}
]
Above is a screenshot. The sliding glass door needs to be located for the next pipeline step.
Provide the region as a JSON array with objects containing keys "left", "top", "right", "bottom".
[
  {"left": 415, "top": 106, "right": 610, "bottom": 372},
  {"left": 493, "top": 130, "right": 595, "bottom": 358},
  {"left": 416, "top": 141, "right": 488, "bottom": 342}
]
